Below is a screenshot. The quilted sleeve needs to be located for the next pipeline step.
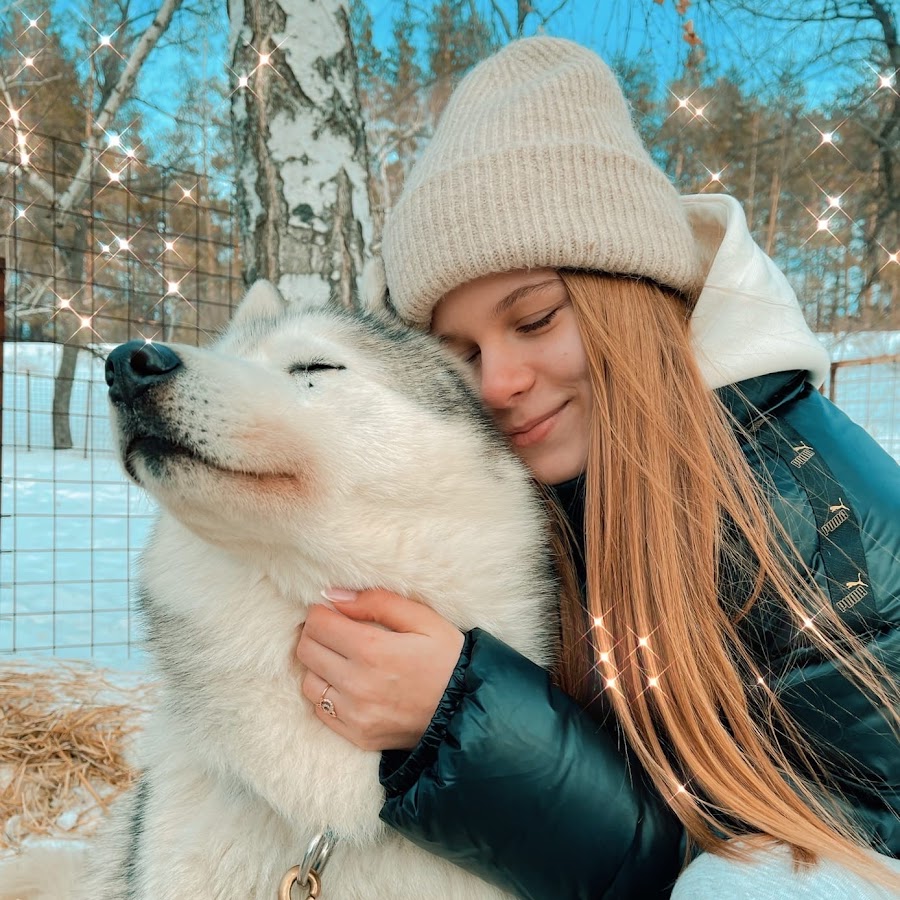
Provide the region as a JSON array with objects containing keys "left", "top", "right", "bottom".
[{"left": 379, "top": 628, "right": 685, "bottom": 900}]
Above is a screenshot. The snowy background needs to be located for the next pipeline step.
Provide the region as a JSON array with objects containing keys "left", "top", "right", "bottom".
[
  {"left": 2, "top": 343, "right": 154, "bottom": 667},
  {"left": 1, "top": 335, "right": 899, "bottom": 665}
]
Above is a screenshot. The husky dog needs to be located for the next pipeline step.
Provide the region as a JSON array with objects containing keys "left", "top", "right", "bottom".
[{"left": 2, "top": 282, "right": 556, "bottom": 899}]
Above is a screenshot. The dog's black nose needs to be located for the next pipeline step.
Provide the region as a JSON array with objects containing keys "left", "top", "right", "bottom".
[{"left": 106, "top": 340, "right": 183, "bottom": 405}]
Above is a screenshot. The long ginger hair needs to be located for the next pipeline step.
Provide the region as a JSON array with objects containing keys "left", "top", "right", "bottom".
[{"left": 550, "top": 270, "right": 900, "bottom": 889}]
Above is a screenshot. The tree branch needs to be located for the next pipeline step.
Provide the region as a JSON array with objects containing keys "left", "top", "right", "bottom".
[
  {"left": 57, "top": 0, "right": 185, "bottom": 215},
  {"left": 0, "top": 69, "right": 55, "bottom": 202}
]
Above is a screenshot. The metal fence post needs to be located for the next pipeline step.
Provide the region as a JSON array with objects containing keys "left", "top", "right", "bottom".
[
  {"left": 25, "top": 369, "right": 31, "bottom": 452},
  {"left": 83, "top": 379, "right": 91, "bottom": 459}
]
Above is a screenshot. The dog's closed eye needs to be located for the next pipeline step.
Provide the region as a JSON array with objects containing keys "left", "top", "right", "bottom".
[{"left": 288, "top": 362, "right": 346, "bottom": 376}]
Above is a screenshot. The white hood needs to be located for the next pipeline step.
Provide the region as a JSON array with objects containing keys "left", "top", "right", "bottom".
[{"left": 682, "top": 193, "right": 830, "bottom": 390}]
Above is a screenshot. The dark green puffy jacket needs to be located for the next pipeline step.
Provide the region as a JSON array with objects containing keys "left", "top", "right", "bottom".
[{"left": 379, "top": 370, "right": 900, "bottom": 899}]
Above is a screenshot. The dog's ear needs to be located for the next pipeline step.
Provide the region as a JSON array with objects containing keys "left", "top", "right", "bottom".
[
  {"left": 359, "top": 256, "right": 402, "bottom": 323},
  {"left": 229, "top": 280, "right": 289, "bottom": 330},
  {"left": 217, "top": 280, "right": 290, "bottom": 350}
]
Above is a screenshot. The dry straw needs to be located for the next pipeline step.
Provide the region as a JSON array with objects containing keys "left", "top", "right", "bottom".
[{"left": 0, "top": 660, "right": 153, "bottom": 849}]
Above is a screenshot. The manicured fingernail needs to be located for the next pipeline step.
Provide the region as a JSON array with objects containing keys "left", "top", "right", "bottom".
[{"left": 321, "top": 588, "right": 357, "bottom": 602}]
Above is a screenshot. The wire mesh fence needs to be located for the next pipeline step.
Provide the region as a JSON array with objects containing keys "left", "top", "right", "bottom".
[
  {"left": 2, "top": 133, "right": 899, "bottom": 663},
  {"left": 828, "top": 354, "right": 900, "bottom": 461},
  {"left": 1, "top": 130, "right": 243, "bottom": 662}
]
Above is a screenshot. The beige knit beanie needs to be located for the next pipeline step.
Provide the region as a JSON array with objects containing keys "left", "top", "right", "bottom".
[{"left": 381, "top": 36, "right": 704, "bottom": 328}]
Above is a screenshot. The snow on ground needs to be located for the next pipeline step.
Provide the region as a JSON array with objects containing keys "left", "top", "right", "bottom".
[
  {"left": 1, "top": 447, "right": 154, "bottom": 665},
  {"left": 1, "top": 336, "right": 899, "bottom": 663},
  {"left": 2, "top": 342, "right": 154, "bottom": 666},
  {"left": 818, "top": 331, "right": 900, "bottom": 460}
]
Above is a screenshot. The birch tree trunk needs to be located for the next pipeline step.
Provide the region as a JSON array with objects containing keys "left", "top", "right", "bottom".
[{"left": 229, "top": 0, "right": 373, "bottom": 310}]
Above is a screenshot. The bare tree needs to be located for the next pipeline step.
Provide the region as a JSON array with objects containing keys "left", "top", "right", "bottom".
[
  {"left": 1, "top": 0, "right": 186, "bottom": 448},
  {"left": 696, "top": 0, "right": 899, "bottom": 318},
  {"left": 229, "top": 0, "right": 373, "bottom": 310}
]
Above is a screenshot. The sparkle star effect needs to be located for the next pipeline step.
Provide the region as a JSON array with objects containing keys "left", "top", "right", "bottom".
[
  {"left": 701, "top": 164, "right": 728, "bottom": 191},
  {"left": 864, "top": 64, "right": 898, "bottom": 100},
  {"left": 87, "top": 24, "right": 124, "bottom": 61},
  {"left": 16, "top": 48, "right": 43, "bottom": 77},
  {"left": 251, "top": 39, "right": 286, "bottom": 72},
  {"left": 799, "top": 197, "right": 847, "bottom": 248},
  {"left": 799, "top": 613, "right": 822, "bottom": 633},
  {"left": 227, "top": 41, "right": 286, "bottom": 97},
  {"left": 803, "top": 118, "right": 851, "bottom": 163},
  {"left": 69, "top": 312, "right": 102, "bottom": 341},
  {"left": 23, "top": 14, "right": 46, "bottom": 36},
  {"left": 155, "top": 234, "right": 187, "bottom": 264},
  {"left": 47, "top": 287, "right": 91, "bottom": 328},
  {"left": 876, "top": 242, "right": 900, "bottom": 273},
  {"left": 587, "top": 620, "right": 671, "bottom": 702},
  {"left": 227, "top": 64, "right": 260, "bottom": 99},
  {"left": 666, "top": 89, "right": 701, "bottom": 123},
  {"left": 231, "top": 37, "right": 290, "bottom": 95},
  {"left": 809, "top": 179, "right": 855, "bottom": 228},
  {"left": 173, "top": 183, "right": 200, "bottom": 205}
]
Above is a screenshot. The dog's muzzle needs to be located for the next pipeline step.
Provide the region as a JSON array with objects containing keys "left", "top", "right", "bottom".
[{"left": 106, "top": 340, "right": 183, "bottom": 406}]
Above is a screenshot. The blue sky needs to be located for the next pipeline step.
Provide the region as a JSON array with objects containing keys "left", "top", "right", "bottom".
[
  {"left": 362, "top": 0, "right": 881, "bottom": 105},
  {"left": 10, "top": 0, "right": 889, "bottom": 165}
]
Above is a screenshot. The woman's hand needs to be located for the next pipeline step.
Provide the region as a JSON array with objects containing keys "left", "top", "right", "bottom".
[{"left": 296, "top": 589, "right": 465, "bottom": 752}]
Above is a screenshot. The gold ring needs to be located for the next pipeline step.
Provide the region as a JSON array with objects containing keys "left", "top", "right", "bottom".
[{"left": 316, "top": 684, "right": 337, "bottom": 718}]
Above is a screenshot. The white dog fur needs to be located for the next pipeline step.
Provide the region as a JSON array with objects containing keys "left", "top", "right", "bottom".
[{"left": 1, "top": 281, "right": 556, "bottom": 899}]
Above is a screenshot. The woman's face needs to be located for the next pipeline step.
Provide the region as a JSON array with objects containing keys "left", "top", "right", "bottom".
[{"left": 431, "top": 268, "right": 591, "bottom": 485}]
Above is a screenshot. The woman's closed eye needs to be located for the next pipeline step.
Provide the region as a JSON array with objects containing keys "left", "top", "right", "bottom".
[
  {"left": 518, "top": 306, "right": 562, "bottom": 334},
  {"left": 455, "top": 306, "right": 565, "bottom": 364}
]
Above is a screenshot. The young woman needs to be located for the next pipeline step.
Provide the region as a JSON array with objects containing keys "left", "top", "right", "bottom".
[{"left": 295, "top": 37, "right": 900, "bottom": 898}]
